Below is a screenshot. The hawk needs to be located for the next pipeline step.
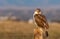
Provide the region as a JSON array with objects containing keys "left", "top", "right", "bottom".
[
  {"left": 33, "top": 8, "right": 49, "bottom": 29},
  {"left": 33, "top": 8, "right": 49, "bottom": 38}
]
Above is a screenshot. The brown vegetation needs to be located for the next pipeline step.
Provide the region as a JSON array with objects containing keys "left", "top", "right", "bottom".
[{"left": 0, "top": 21, "right": 60, "bottom": 39}]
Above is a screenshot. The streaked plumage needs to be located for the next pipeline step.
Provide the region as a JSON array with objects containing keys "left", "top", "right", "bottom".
[{"left": 33, "top": 12, "right": 49, "bottom": 29}]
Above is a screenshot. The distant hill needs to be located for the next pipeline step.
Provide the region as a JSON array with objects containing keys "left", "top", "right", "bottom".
[{"left": 0, "top": 8, "right": 60, "bottom": 21}]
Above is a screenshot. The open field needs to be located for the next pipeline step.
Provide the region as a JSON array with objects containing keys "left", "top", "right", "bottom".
[{"left": 0, "top": 21, "right": 60, "bottom": 39}]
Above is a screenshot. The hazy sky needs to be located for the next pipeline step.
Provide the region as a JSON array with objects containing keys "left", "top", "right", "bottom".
[{"left": 0, "top": 0, "right": 60, "bottom": 8}]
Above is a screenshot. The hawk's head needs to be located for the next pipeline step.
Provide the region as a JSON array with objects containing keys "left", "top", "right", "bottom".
[{"left": 34, "top": 8, "right": 42, "bottom": 15}]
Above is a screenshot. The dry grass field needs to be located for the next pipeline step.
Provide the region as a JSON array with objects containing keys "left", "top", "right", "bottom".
[{"left": 0, "top": 21, "right": 60, "bottom": 39}]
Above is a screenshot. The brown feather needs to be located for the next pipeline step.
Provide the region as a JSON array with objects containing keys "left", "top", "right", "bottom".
[{"left": 34, "top": 14, "right": 49, "bottom": 29}]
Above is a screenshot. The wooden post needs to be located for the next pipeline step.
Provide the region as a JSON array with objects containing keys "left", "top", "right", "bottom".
[{"left": 34, "top": 27, "right": 44, "bottom": 39}]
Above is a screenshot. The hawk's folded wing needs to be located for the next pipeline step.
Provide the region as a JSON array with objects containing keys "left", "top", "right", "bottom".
[{"left": 34, "top": 14, "right": 49, "bottom": 29}]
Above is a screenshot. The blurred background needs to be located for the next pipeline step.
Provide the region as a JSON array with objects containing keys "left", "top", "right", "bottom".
[{"left": 0, "top": 0, "right": 60, "bottom": 39}]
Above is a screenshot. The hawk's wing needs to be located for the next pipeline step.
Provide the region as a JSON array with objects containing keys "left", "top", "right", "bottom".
[
  {"left": 34, "top": 14, "right": 44, "bottom": 28},
  {"left": 34, "top": 14, "right": 49, "bottom": 29},
  {"left": 40, "top": 14, "right": 49, "bottom": 29}
]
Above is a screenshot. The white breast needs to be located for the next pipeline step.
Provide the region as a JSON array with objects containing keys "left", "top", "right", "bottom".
[{"left": 33, "top": 14, "right": 38, "bottom": 27}]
